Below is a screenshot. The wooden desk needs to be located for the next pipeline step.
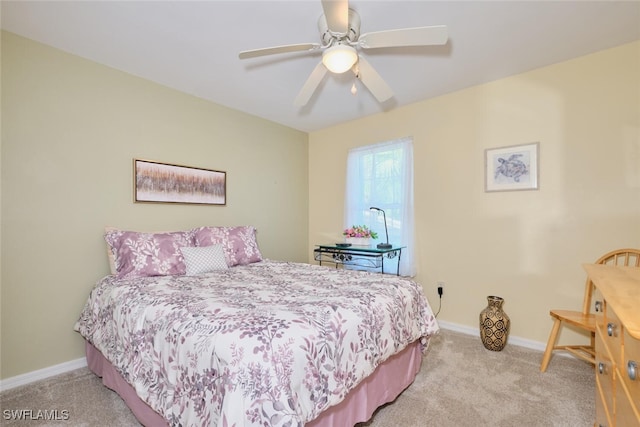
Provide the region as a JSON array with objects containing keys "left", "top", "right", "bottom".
[{"left": 584, "top": 264, "right": 640, "bottom": 426}]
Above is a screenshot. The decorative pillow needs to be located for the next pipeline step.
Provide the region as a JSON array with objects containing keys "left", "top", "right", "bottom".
[
  {"left": 180, "top": 245, "right": 228, "bottom": 276},
  {"left": 194, "top": 226, "right": 263, "bottom": 267},
  {"left": 104, "top": 228, "right": 196, "bottom": 279}
]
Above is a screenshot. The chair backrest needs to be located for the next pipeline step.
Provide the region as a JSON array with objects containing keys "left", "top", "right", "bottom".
[{"left": 581, "top": 248, "right": 640, "bottom": 315}]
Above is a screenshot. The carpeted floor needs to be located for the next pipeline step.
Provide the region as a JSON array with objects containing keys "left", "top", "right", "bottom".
[{"left": 0, "top": 329, "right": 594, "bottom": 426}]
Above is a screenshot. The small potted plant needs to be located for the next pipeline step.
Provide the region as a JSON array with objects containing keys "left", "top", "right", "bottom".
[{"left": 343, "top": 225, "right": 378, "bottom": 246}]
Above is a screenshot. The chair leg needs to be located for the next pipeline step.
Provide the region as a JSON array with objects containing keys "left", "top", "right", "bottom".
[{"left": 540, "top": 318, "right": 562, "bottom": 372}]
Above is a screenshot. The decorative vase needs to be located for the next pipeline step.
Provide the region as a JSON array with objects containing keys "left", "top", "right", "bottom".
[
  {"left": 479, "top": 296, "right": 510, "bottom": 351},
  {"left": 345, "top": 237, "right": 371, "bottom": 246}
]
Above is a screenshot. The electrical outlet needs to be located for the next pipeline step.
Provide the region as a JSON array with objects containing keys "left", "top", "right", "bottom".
[{"left": 437, "top": 282, "right": 444, "bottom": 297}]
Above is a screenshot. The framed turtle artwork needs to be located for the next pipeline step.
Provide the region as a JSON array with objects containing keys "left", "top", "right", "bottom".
[{"left": 484, "top": 142, "right": 539, "bottom": 192}]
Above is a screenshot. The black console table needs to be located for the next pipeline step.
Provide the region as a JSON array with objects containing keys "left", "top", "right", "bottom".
[{"left": 314, "top": 244, "right": 405, "bottom": 275}]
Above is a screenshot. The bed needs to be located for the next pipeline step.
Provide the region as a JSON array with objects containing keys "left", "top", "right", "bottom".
[{"left": 75, "top": 226, "right": 439, "bottom": 426}]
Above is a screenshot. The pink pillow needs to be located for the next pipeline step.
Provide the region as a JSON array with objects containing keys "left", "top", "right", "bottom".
[
  {"left": 104, "top": 229, "right": 195, "bottom": 279},
  {"left": 194, "top": 226, "right": 262, "bottom": 266}
]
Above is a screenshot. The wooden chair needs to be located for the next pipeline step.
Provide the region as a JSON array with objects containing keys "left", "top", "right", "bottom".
[{"left": 539, "top": 248, "right": 640, "bottom": 372}]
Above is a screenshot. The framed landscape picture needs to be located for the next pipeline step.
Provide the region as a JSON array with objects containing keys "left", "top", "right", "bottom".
[
  {"left": 134, "top": 159, "right": 226, "bottom": 205},
  {"left": 485, "top": 142, "right": 539, "bottom": 192}
]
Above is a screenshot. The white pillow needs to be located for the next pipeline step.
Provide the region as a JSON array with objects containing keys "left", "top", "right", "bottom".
[{"left": 180, "top": 245, "right": 228, "bottom": 276}]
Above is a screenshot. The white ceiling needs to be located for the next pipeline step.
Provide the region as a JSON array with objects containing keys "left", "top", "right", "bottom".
[{"left": 2, "top": 1, "right": 639, "bottom": 132}]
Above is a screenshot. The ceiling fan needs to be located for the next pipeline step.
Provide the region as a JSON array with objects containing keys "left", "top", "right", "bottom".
[{"left": 238, "top": 0, "right": 448, "bottom": 107}]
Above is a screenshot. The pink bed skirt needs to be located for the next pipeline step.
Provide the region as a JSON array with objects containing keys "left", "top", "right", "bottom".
[{"left": 85, "top": 340, "right": 423, "bottom": 426}]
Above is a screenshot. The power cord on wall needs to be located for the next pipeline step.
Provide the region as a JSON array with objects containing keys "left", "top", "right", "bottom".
[{"left": 434, "top": 286, "right": 443, "bottom": 318}]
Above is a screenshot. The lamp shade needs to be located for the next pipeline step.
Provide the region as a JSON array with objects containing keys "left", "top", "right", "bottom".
[{"left": 322, "top": 45, "right": 358, "bottom": 74}]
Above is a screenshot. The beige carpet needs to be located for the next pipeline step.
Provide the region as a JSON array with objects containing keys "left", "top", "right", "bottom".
[{"left": 0, "top": 330, "right": 594, "bottom": 426}]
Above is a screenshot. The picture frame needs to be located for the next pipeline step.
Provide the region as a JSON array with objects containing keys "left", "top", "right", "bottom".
[
  {"left": 485, "top": 142, "right": 539, "bottom": 192},
  {"left": 134, "top": 159, "right": 226, "bottom": 205}
]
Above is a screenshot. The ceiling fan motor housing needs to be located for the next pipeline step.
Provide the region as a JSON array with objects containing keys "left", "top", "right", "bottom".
[{"left": 318, "top": 8, "right": 361, "bottom": 45}]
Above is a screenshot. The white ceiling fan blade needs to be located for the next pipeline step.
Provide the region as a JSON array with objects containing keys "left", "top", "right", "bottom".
[
  {"left": 294, "top": 62, "right": 328, "bottom": 107},
  {"left": 356, "top": 56, "right": 393, "bottom": 103},
  {"left": 359, "top": 25, "right": 448, "bottom": 49},
  {"left": 239, "top": 43, "right": 321, "bottom": 59},
  {"left": 321, "top": 0, "right": 349, "bottom": 35}
]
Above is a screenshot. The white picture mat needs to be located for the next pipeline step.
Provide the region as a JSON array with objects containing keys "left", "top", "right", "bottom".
[{"left": 485, "top": 142, "right": 539, "bottom": 192}]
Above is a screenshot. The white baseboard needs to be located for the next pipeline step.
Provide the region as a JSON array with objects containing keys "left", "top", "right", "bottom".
[
  {"left": 0, "top": 321, "right": 551, "bottom": 392},
  {"left": 437, "top": 319, "right": 548, "bottom": 353},
  {"left": 0, "top": 357, "right": 87, "bottom": 392}
]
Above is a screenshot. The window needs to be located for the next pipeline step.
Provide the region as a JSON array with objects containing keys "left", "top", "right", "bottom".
[{"left": 344, "top": 137, "right": 414, "bottom": 276}]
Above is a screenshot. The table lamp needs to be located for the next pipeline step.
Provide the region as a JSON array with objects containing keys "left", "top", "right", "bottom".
[{"left": 370, "top": 207, "right": 392, "bottom": 249}]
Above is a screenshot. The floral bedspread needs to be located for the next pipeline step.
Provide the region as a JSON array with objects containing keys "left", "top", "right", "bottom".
[{"left": 75, "top": 261, "right": 439, "bottom": 427}]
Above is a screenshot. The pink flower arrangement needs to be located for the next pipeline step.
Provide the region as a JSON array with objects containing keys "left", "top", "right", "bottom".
[{"left": 342, "top": 225, "right": 378, "bottom": 239}]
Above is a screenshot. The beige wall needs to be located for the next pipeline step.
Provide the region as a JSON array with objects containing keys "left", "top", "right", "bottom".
[
  {"left": 309, "top": 41, "right": 640, "bottom": 345},
  {"left": 0, "top": 32, "right": 309, "bottom": 379},
  {"left": 2, "top": 31, "right": 639, "bottom": 381}
]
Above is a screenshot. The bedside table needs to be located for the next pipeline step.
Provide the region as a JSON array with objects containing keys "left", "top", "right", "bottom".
[{"left": 314, "top": 244, "right": 405, "bottom": 275}]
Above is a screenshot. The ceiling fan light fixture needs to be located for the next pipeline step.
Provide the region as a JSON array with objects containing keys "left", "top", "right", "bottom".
[{"left": 322, "top": 44, "right": 357, "bottom": 74}]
